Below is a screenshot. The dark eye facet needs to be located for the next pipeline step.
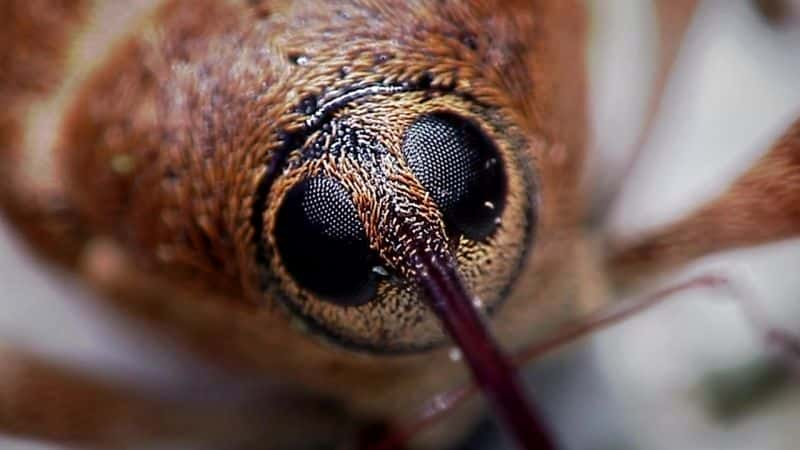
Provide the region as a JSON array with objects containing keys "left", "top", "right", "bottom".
[
  {"left": 402, "top": 113, "right": 507, "bottom": 240},
  {"left": 274, "top": 176, "right": 378, "bottom": 306}
]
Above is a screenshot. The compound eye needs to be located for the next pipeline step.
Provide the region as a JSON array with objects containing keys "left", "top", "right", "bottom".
[
  {"left": 274, "top": 176, "right": 378, "bottom": 306},
  {"left": 401, "top": 112, "right": 507, "bottom": 240}
]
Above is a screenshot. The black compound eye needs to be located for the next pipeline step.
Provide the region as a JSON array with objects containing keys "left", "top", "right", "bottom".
[
  {"left": 274, "top": 176, "right": 378, "bottom": 306},
  {"left": 402, "top": 112, "right": 507, "bottom": 240}
]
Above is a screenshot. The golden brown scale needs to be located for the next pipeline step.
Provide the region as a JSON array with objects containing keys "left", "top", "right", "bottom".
[{"left": 4, "top": 1, "right": 800, "bottom": 449}]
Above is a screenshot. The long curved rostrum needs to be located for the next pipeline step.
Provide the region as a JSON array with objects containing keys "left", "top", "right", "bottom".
[{"left": 409, "top": 247, "right": 557, "bottom": 450}]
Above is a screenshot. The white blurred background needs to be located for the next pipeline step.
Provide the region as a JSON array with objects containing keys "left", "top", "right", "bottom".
[{"left": 2, "top": 1, "right": 800, "bottom": 449}]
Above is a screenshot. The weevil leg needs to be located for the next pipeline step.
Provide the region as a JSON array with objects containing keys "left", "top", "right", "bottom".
[
  {"left": 607, "top": 117, "right": 800, "bottom": 287},
  {"left": 0, "top": 343, "right": 231, "bottom": 448},
  {"left": 0, "top": 1, "right": 171, "bottom": 265},
  {"left": 0, "top": 342, "right": 361, "bottom": 449},
  {"left": 0, "top": 1, "right": 99, "bottom": 265}
]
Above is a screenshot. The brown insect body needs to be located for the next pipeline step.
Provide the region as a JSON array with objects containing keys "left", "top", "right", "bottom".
[
  {"left": 2, "top": 1, "right": 589, "bottom": 448},
  {"left": 3, "top": 1, "right": 799, "bottom": 449}
]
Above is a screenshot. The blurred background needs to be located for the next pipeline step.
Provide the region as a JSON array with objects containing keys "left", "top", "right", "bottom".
[{"left": 2, "top": 0, "right": 800, "bottom": 449}]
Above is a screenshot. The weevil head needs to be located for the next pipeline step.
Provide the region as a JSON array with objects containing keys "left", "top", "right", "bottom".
[
  {"left": 259, "top": 90, "right": 536, "bottom": 352},
  {"left": 237, "top": 0, "right": 586, "bottom": 356}
]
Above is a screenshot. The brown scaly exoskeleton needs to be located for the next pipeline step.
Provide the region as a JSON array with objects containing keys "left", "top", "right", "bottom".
[{"left": 0, "top": 1, "right": 799, "bottom": 449}]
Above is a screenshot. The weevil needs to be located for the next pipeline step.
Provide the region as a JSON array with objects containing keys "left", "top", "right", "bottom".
[{"left": 1, "top": 1, "right": 799, "bottom": 449}]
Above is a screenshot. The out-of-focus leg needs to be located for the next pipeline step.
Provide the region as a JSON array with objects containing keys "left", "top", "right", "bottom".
[
  {"left": 0, "top": 344, "right": 212, "bottom": 448},
  {"left": 608, "top": 118, "right": 800, "bottom": 287},
  {"left": 0, "top": 342, "right": 360, "bottom": 449}
]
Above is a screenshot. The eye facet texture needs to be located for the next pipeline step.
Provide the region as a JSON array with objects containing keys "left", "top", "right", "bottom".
[
  {"left": 402, "top": 113, "right": 507, "bottom": 240},
  {"left": 274, "top": 176, "right": 378, "bottom": 306}
]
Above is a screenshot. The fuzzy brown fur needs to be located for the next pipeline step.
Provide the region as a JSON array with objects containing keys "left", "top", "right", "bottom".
[{"left": 8, "top": 1, "right": 796, "bottom": 450}]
